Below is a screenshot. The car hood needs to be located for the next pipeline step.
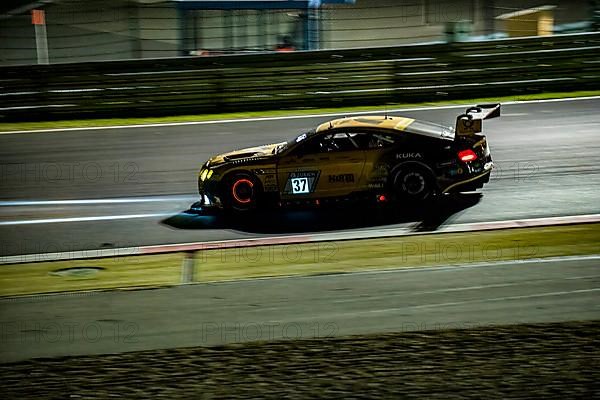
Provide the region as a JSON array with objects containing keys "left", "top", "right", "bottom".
[{"left": 208, "top": 142, "right": 285, "bottom": 166}]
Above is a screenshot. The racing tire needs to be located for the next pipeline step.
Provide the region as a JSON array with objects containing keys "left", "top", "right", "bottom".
[
  {"left": 393, "top": 167, "right": 435, "bottom": 203},
  {"left": 222, "top": 172, "right": 262, "bottom": 212}
]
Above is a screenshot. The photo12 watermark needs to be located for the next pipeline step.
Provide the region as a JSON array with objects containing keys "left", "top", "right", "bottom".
[
  {"left": 0, "top": 239, "right": 141, "bottom": 263},
  {"left": 491, "top": 161, "right": 540, "bottom": 184},
  {"left": 198, "top": 321, "right": 339, "bottom": 343},
  {"left": 1, "top": 320, "right": 139, "bottom": 345},
  {"left": 195, "top": 242, "right": 339, "bottom": 265},
  {"left": 0, "top": 162, "right": 139, "bottom": 184}
]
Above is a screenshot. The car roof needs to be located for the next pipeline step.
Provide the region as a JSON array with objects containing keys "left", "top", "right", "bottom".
[
  {"left": 316, "top": 116, "right": 414, "bottom": 133},
  {"left": 315, "top": 115, "right": 455, "bottom": 140}
]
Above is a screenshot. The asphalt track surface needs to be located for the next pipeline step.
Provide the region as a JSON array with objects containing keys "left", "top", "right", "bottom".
[
  {"left": 1, "top": 256, "right": 599, "bottom": 363},
  {"left": 0, "top": 98, "right": 599, "bottom": 363},
  {"left": 1, "top": 98, "right": 600, "bottom": 256}
]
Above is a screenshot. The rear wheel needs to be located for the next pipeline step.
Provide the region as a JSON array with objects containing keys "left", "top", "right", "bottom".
[
  {"left": 393, "top": 167, "right": 434, "bottom": 202},
  {"left": 223, "top": 172, "right": 262, "bottom": 211}
]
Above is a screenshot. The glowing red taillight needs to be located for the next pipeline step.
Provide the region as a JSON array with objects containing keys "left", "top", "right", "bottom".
[{"left": 458, "top": 149, "right": 478, "bottom": 162}]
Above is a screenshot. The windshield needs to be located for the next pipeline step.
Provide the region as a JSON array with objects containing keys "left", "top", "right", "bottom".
[{"left": 274, "top": 130, "right": 314, "bottom": 154}]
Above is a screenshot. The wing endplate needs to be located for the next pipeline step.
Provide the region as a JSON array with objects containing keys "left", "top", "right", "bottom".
[{"left": 455, "top": 103, "right": 501, "bottom": 136}]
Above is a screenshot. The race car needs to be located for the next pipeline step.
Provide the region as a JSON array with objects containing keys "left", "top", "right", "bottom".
[{"left": 197, "top": 104, "right": 499, "bottom": 211}]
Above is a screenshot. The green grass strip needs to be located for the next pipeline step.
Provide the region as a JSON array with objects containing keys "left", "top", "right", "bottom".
[
  {"left": 1, "top": 90, "right": 599, "bottom": 133},
  {"left": 0, "top": 223, "right": 598, "bottom": 297},
  {"left": 0, "top": 254, "right": 182, "bottom": 297}
]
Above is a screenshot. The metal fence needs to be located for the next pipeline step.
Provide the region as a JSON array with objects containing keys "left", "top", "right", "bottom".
[{"left": 1, "top": 32, "right": 599, "bottom": 122}]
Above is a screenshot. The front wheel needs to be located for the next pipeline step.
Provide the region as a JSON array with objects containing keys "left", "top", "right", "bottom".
[
  {"left": 393, "top": 168, "right": 434, "bottom": 202},
  {"left": 222, "top": 172, "right": 262, "bottom": 212}
]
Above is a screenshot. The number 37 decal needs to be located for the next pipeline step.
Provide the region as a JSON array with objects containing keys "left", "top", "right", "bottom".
[
  {"left": 291, "top": 178, "right": 309, "bottom": 194},
  {"left": 284, "top": 171, "right": 320, "bottom": 195}
]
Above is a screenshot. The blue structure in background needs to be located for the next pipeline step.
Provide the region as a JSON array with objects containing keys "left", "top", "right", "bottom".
[
  {"left": 174, "top": 0, "right": 355, "bottom": 53},
  {"left": 174, "top": 1, "right": 353, "bottom": 10}
]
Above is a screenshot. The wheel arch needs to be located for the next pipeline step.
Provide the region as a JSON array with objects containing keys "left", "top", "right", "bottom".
[
  {"left": 220, "top": 169, "right": 263, "bottom": 191},
  {"left": 389, "top": 160, "right": 439, "bottom": 192},
  {"left": 219, "top": 169, "right": 264, "bottom": 210}
]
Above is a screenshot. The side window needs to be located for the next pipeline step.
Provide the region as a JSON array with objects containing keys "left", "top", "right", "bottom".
[
  {"left": 296, "top": 132, "right": 358, "bottom": 155},
  {"left": 326, "top": 132, "right": 357, "bottom": 152},
  {"left": 351, "top": 132, "right": 400, "bottom": 150},
  {"left": 295, "top": 136, "right": 322, "bottom": 155}
]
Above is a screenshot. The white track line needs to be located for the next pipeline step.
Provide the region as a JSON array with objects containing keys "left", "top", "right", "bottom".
[
  {"left": 326, "top": 287, "right": 600, "bottom": 316},
  {"left": 289, "top": 282, "right": 600, "bottom": 320},
  {"left": 331, "top": 283, "right": 523, "bottom": 304},
  {"left": 412, "top": 288, "right": 600, "bottom": 309},
  {"left": 3, "top": 253, "right": 599, "bottom": 301},
  {"left": 206, "top": 254, "right": 600, "bottom": 286},
  {"left": 1, "top": 214, "right": 599, "bottom": 264},
  {"left": 0, "top": 213, "right": 171, "bottom": 226},
  {"left": 3, "top": 96, "right": 600, "bottom": 135},
  {"left": 0, "top": 195, "right": 197, "bottom": 207}
]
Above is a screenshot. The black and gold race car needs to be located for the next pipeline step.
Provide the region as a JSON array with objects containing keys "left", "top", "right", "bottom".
[{"left": 197, "top": 104, "right": 499, "bottom": 211}]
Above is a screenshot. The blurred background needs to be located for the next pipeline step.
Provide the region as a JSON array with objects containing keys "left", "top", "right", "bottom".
[
  {"left": 2, "top": 0, "right": 600, "bottom": 123},
  {"left": 1, "top": 0, "right": 599, "bottom": 65}
]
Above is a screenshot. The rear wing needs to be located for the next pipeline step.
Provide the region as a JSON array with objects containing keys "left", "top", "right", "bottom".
[{"left": 455, "top": 103, "right": 501, "bottom": 137}]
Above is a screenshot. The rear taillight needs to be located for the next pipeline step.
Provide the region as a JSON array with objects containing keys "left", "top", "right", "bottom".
[{"left": 458, "top": 149, "right": 478, "bottom": 162}]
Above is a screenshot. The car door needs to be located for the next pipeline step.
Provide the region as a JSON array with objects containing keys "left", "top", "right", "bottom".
[
  {"left": 277, "top": 131, "right": 366, "bottom": 199},
  {"left": 352, "top": 130, "right": 405, "bottom": 190}
]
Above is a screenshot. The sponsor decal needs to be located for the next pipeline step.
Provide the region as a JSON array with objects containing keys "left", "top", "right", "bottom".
[
  {"left": 284, "top": 171, "right": 320, "bottom": 195},
  {"left": 291, "top": 178, "right": 309, "bottom": 194},
  {"left": 328, "top": 174, "right": 355, "bottom": 184},
  {"left": 371, "top": 163, "right": 389, "bottom": 178},
  {"left": 262, "top": 174, "right": 278, "bottom": 192},
  {"left": 396, "top": 152, "right": 422, "bottom": 159}
]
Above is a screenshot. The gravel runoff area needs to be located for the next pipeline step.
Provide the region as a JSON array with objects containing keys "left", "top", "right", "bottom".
[{"left": 1, "top": 321, "right": 598, "bottom": 399}]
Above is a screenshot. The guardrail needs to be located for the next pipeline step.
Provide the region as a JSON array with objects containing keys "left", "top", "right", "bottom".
[{"left": 1, "top": 32, "right": 600, "bottom": 122}]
